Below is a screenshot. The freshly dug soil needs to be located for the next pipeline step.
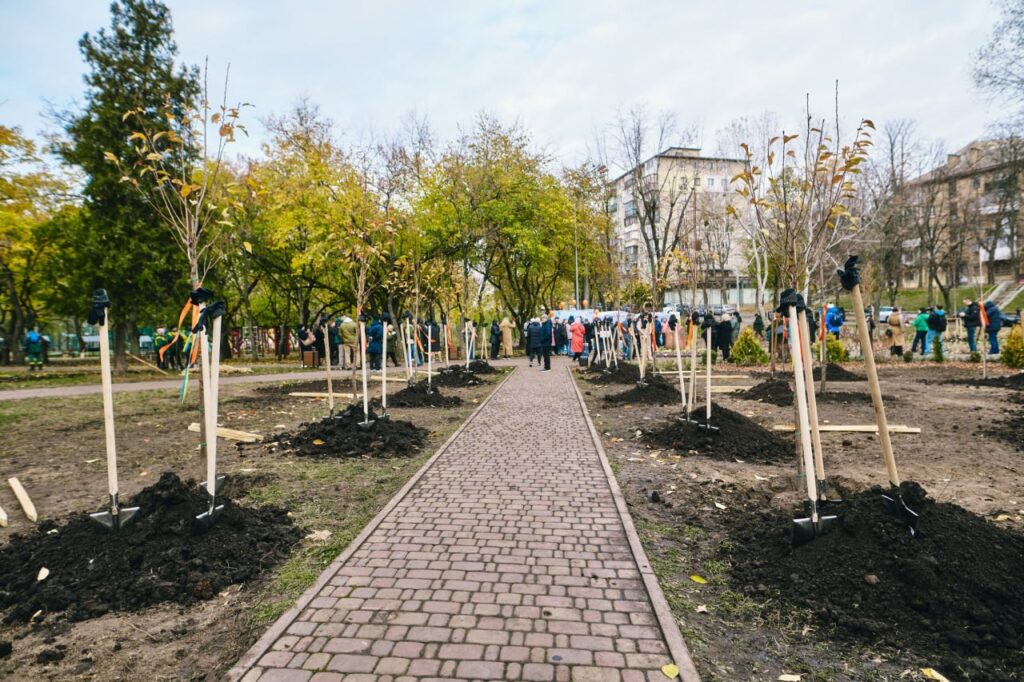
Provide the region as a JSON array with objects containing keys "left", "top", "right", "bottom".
[
  {"left": 275, "top": 404, "right": 427, "bottom": 458},
  {"left": 433, "top": 366, "right": 484, "bottom": 388},
  {"left": 737, "top": 379, "right": 794, "bottom": 406},
  {"left": 644, "top": 404, "right": 794, "bottom": 464},
  {"left": 468, "top": 360, "right": 498, "bottom": 374},
  {"left": 584, "top": 363, "right": 642, "bottom": 385},
  {"left": 384, "top": 381, "right": 462, "bottom": 408},
  {"left": 0, "top": 473, "right": 301, "bottom": 624},
  {"left": 728, "top": 482, "right": 1024, "bottom": 679},
  {"left": 603, "top": 375, "right": 682, "bottom": 405},
  {"left": 945, "top": 372, "right": 1024, "bottom": 391},
  {"left": 812, "top": 363, "right": 862, "bottom": 382},
  {"left": 985, "top": 402, "right": 1024, "bottom": 453}
]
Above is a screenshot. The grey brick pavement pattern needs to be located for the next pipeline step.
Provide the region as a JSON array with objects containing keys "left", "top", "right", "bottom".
[{"left": 233, "top": 359, "right": 683, "bottom": 681}]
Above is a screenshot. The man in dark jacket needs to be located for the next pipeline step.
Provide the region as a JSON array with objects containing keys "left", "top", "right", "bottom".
[
  {"left": 539, "top": 315, "right": 553, "bottom": 371},
  {"left": 984, "top": 300, "right": 1004, "bottom": 354},
  {"left": 961, "top": 299, "right": 981, "bottom": 353},
  {"left": 526, "top": 319, "right": 542, "bottom": 367},
  {"left": 489, "top": 320, "right": 501, "bottom": 359},
  {"left": 716, "top": 314, "right": 734, "bottom": 361},
  {"left": 366, "top": 317, "right": 383, "bottom": 370},
  {"left": 926, "top": 304, "right": 947, "bottom": 352}
]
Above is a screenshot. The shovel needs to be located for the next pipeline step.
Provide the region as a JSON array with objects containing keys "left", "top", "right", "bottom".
[
  {"left": 197, "top": 301, "right": 226, "bottom": 523},
  {"left": 840, "top": 257, "right": 918, "bottom": 535},
  {"left": 786, "top": 297, "right": 838, "bottom": 546},
  {"left": 358, "top": 316, "right": 374, "bottom": 430},
  {"left": 426, "top": 323, "right": 434, "bottom": 394},
  {"left": 796, "top": 308, "right": 832, "bottom": 506},
  {"left": 88, "top": 291, "right": 139, "bottom": 531},
  {"left": 697, "top": 325, "right": 718, "bottom": 431},
  {"left": 380, "top": 315, "right": 390, "bottom": 421},
  {"left": 673, "top": 322, "right": 689, "bottom": 421}
]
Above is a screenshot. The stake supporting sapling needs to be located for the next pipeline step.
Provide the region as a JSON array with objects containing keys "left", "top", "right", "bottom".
[
  {"left": 321, "top": 318, "right": 335, "bottom": 416},
  {"left": 674, "top": 322, "right": 690, "bottom": 422},
  {"left": 380, "top": 314, "right": 390, "bottom": 420},
  {"left": 688, "top": 318, "right": 697, "bottom": 414},
  {"left": 358, "top": 314, "right": 374, "bottom": 429},
  {"left": 88, "top": 289, "right": 139, "bottom": 531},
  {"left": 197, "top": 299, "right": 226, "bottom": 523},
  {"left": 839, "top": 256, "right": 918, "bottom": 535},
  {"left": 426, "top": 323, "right": 434, "bottom": 394}
]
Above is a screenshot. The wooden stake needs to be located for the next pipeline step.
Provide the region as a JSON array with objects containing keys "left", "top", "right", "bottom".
[
  {"left": 688, "top": 321, "right": 697, "bottom": 414},
  {"left": 204, "top": 314, "right": 223, "bottom": 498},
  {"left": 188, "top": 423, "right": 264, "bottom": 442},
  {"left": 427, "top": 324, "right": 433, "bottom": 392},
  {"left": 787, "top": 305, "right": 819, "bottom": 521},
  {"left": 8, "top": 477, "right": 37, "bottom": 522},
  {"left": 359, "top": 320, "right": 371, "bottom": 421},
  {"left": 128, "top": 352, "right": 168, "bottom": 375},
  {"left": 772, "top": 423, "right": 920, "bottom": 434},
  {"left": 705, "top": 325, "right": 712, "bottom": 422},
  {"left": 381, "top": 320, "right": 388, "bottom": 413},
  {"left": 0, "top": 505, "right": 7, "bottom": 527},
  {"left": 99, "top": 309, "right": 120, "bottom": 506},
  {"left": 321, "top": 324, "right": 334, "bottom": 415},
  {"left": 673, "top": 324, "right": 687, "bottom": 411}
]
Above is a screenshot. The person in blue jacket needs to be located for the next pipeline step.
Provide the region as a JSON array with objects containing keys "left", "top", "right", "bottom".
[
  {"left": 366, "top": 316, "right": 384, "bottom": 370},
  {"left": 539, "top": 314, "right": 553, "bottom": 371},
  {"left": 983, "top": 300, "right": 1004, "bottom": 354},
  {"left": 825, "top": 304, "right": 844, "bottom": 339}
]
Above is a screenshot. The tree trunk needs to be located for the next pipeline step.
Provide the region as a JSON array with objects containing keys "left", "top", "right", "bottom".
[
  {"left": 113, "top": 320, "right": 128, "bottom": 376},
  {"left": 129, "top": 311, "right": 141, "bottom": 357}
]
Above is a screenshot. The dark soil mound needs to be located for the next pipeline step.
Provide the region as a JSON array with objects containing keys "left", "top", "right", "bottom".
[
  {"left": 728, "top": 483, "right": 1024, "bottom": 678},
  {"left": 468, "top": 360, "right": 498, "bottom": 374},
  {"left": 737, "top": 379, "right": 876, "bottom": 407},
  {"left": 946, "top": 372, "right": 1024, "bottom": 391},
  {"left": 0, "top": 473, "right": 301, "bottom": 624},
  {"left": 812, "top": 363, "right": 862, "bottom": 382},
  {"left": 603, "top": 375, "right": 681, "bottom": 405},
  {"left": 384, "top": 381, "right": 462, "bottom": 408},
  {"left": 433, "top": 365, "right": 484, "bottom": 388},
  {"left": 584, "top": 363, "right": 642, "bottom": 385},
  {"left": 737, "top": 379, "right": 794, "bottom": 406},
  {"left": 644, "top": 404, "right": 793, "bottom": 464},
  {"left": 983, "top": 402, "right": 1024, "bottom": 453},
  {"left": 275, "top": 405, "right": 427, "bottom": 458}
]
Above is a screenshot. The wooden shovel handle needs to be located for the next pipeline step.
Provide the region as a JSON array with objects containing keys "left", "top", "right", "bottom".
[{"left": 850, "top": 284, "right": 901, "bottom": 487}]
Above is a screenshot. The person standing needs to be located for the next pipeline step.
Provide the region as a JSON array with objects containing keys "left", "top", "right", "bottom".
[
  {"left": 489, "top": 319, "right": 501, "bottom": 359},
  {"left": 153, "top": 327, "right": 169, "bottom": 369},
  {"left": 499, "top": 316, "right": 515, "bottom": 358},
  {"left": 911, "top": 308, "right": 930, "bottom": 355},
  {"left": 961, "top": 299, "right": 981, "bottom": 353},
  {"left": 366, "top": 316, "right": 384, "bottom": 370},
  {"left": 539, "top": 314, "right": 553, "bottom": 371},
  {"left": 926, "top": 304, "right": 947, "bottom": 352},
  {"left": 717, "top": 314, "right": 734, "bottom": 361},
  {"left": 983, "top": 300, "right": 1004, "bottom": 354},
  {"left": 825, "top": 304, "right": 844, "bottom": 339},
  {"left": 23, "top": 328, "right": 43, "bottom": 371},
  {"left": 752, "top": 312, "right": 765, "bottom": 339},
  {"left": 340, "top": 315, "right": 358, "bottom": 369},
  {"left": 526, "top": 318, "right": 542, "bottom": 366},
  {"left": 888, "top": 307, "right": 905, "bottom": 356},
  {"left": 385, "top": 318, "right": 400, "bottom": 367},
  {"left": 569, "top": 315, "right": 586, "bottom": 367}
]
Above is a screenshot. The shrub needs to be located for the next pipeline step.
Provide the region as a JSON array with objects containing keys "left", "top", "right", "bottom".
[
  {"left": 1001, "top": 325, "right": 1024, "bottom": 369},
  {"left": 931, "top": 337, "right": 944, "bottom": 363},
  {"left": 969, "top": 351, "right": 982, "bottom": 364},
  {"left": 902, "top": 350, "right": 914, "bottom": 363},
  {"left": 812, "top": 336, "right": 849, "bottom": 363},
  {"left": 729, "top": 327, "right": 769, "bottom": 365}
]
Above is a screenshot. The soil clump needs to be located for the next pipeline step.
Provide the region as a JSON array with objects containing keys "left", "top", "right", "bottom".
[
  {"left": 584, "top": 363, "right": 642, "bottom": 385},
  {"left": 737, "top": 379, "right": 793, "bottom": 406},
  {"left": 383, "top": 381, "right": 462, "bottom": 408},
  {"left": 644, "top": 404, "right": 793, "bottom": 464},
  {"left": 603, "top": 375, "right": 681, "bottom": 405},
  {"left": 468, "top": 360, "right": 498, "bottom": 374},
  {"left": 432, "top": 365, "right": 484, "bottom": 388},
  {"left": 274, "top": 404, "right": 427, "bottom": 458},
  {"left": 728, "top": 482, "right": 1024, "bottom": 679},
  {"left": 812, "top": 363, "right": 862, "bottom": 382},
  {"left": 0, "top": 473, "right": 301, "bottom": 624}
]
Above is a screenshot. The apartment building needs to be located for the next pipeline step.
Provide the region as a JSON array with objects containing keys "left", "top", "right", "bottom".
[{"left": 607, "top": 147, "right": 749, "bottom": 305}]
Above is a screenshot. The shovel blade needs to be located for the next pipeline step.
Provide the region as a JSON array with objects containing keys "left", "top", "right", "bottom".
[
  {"left": 791, "top": 513, "right": 839, "bottom": 547},
  {"left": 89, "top": 505, "right": 140, "bottom": 531},
  {"left": 882, "top": 490, "right": 919, "bottom": 536},
  {"left": 195, "top": 504, "right": 225, "bottom": 524},
  {"left": 357, "top": 420, "right": 376, "bottom": 431}
]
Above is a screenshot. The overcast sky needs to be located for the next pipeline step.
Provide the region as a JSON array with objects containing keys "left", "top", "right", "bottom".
[{"left": 0, "top": 0, "right": 1006, "bottom": 167}]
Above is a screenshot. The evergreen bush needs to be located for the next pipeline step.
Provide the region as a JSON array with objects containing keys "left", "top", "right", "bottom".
[
  {"left": 729, "top": 327, "right": 769, "bottom": 365},
  {"left": 1001, "top": 325, "right": 1024, "bottom": 369}
]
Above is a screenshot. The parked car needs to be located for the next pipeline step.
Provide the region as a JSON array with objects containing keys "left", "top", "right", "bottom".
[{"left": 878, "top": 306, "right": 895, "bottom": 323}]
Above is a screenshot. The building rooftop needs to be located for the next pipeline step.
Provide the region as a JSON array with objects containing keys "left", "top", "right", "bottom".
[
  {"left": 610, "top": 147, "right": 746, "bottom": 182},
  {"left": 910, "top": 139, "right": 1017, "bottom": 184}
]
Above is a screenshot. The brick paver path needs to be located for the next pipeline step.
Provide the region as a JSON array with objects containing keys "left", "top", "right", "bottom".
[{"left": 230, "top": 359, "right": 698, "bottom": 682}]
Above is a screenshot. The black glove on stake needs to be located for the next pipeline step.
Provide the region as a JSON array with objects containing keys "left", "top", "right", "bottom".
[
  {"left": 838, "top": 256, "right": 918, "bottom": 536},
  {"left": 89, "top": 289, "right": 139, "bottom": 531}
]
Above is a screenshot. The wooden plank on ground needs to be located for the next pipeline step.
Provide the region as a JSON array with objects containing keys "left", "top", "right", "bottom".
[
  {"left": 187, "top": 423, "right": 264, "bottom": 443},
  {"left": 707, "top": 385, "right": 753, "bottom": 392},
  {"left": 0, "top": 504, "right": 7, "bottom": 527},
  {"left": 8, "top": 477, "right": 37, "bottom": 522},
  {"left": 772, "top": 424, "right": 921, "bottom": 434},
  {"left": 290, "top": 392, "right": 359, "bottom": 399}
]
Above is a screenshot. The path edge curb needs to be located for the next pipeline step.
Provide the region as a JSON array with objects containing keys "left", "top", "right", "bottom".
[
  {"left": 567, "top": 367, "right": 703, "bottom": 682},
  {"left": 226, "top": 366, "right": 518, "bottom": 681}
]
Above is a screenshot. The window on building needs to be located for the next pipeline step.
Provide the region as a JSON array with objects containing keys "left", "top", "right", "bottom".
[
  {"left": 626, "top": 245, "right": 639, "bottom": 264},
  {"left": 948, "top": 180, "right": 957, "bottom": 197},
  {"left": 972, "top": 177, "right": 981, "bottom": 190},
  {"left": 706, "top": 177, "right": 715, "bottom": 189},
  {"left": 624, "top": 200, "right": 637, "bottom": 219},
  {"left": 679, "top": 177, "right": 689, "bottom": 191}
]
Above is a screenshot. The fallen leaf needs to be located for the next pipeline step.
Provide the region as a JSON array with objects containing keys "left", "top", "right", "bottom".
[
  {"left": 37, "top": 567, "right": 49, "bottom": 581},
  {"left": 30, "top": 609, "right": 43, "bottom": 623},
  {"left": 754, "top": 474, "right": 769, "bottom": 481},
  {"left": 661, "top": 663, "right": 680, "bottom": 679},
  {"left": 313, "top": 438, "right": 325, "bottom": 446},
  {"left": 714, "top": 502, "right": 727, "bottom": 510},
  {"left": 920, "top": 669, "right": 951, "bottom": 682},
  {"left": 695, "top": 604, "right": 708, "bottom": 613},
  {"left": 994, "top": 514, "right": 1011, "bottom": 522},
  {"left": 689, "top": 575, "right": 707, "bottom": 584},
  {"left": 779, "top": 675, "right": 802, "bottom": 681},
  {"left": 306, "top": 529, "right": 332, "bottom": 542},
  {"left": 84, "top": 458, "right": 99, "bottom": 464}
]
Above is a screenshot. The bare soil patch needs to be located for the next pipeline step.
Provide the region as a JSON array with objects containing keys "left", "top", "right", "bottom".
[{"left": 274, "top": 405, "right": 428, "bottom": 458}]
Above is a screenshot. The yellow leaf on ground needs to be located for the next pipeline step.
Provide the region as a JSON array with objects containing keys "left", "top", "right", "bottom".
[
  {"left": 661, "top": 663, "right": 680, "bottom": 679},
  {"left": 312, "top": 438, "right": 325, "bottom": 446},
  {"left": 921, "top": 669, "right": 951, "bottom": 682},
  {"left": 37, "top": 567, "right": 49, "bottom": 582},
  {"left": 695, "top": 604, "right": 708, "bottom": 613},
  {"left": 689, "top": 575, "right": 707, "bottom": 584},
  {"left": 994, "top": 514, "right": 1011, "bottom": 522}
]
